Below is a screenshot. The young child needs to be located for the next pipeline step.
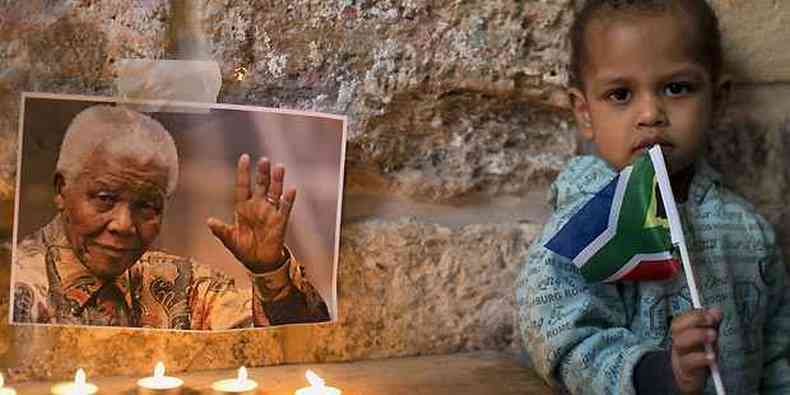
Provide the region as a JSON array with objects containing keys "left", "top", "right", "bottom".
[{"left": 517, "top": 1, "right": 790, "bottom": 394}]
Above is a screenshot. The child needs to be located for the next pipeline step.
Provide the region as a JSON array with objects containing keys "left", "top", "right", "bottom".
[{"left": 517, "top": 1, "right": 790, "bottom": 394}]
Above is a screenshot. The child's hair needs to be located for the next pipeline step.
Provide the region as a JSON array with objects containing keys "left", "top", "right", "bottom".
[{"left": 569, "top": 0, "right": 723, "bottom": 89}]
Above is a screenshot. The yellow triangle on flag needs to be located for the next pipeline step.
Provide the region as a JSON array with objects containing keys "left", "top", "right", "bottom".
[{"left": 643, "top": 175, "right": 669, "bottom": 230}]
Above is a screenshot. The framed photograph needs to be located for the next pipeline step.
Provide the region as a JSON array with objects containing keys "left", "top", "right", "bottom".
[{"left": 10, "top": 93, "right": 345, "bottom": 331}]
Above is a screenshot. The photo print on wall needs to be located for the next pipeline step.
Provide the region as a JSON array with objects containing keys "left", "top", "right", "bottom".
[{"left": 10, "top": 93, "right": 345, "bottom": 331}]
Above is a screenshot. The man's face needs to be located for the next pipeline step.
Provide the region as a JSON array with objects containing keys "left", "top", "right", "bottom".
[
  {"left": 570, "top": 12, "right": 725, "bottom": 173},
  {"left": 55, "top": 148, "right": 169, "bottom": 279}
]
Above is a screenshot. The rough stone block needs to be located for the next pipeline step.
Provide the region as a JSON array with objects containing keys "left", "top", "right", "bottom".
[
  {"left": 714, "top": 0, "right": 790, "bottom": 83},
  {"left": 207, "top": 0, "right": 578, "bottom": 201},
  {"left": 276, "top": 219, "right": 541, "bottom": 363},
  {"left": 707, "top": 83, "right": 790, "bottom": 253}
]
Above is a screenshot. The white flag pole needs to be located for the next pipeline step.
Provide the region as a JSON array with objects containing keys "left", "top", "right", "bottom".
[{"left": 648, "top": 146, "right": 726, "bottom": 395}]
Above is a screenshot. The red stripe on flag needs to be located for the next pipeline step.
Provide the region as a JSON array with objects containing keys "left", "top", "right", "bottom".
[{"left": 619, "top": 259, "right": 681, "bottom": 281}]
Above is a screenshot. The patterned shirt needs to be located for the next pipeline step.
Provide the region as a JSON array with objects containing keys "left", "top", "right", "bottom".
[
  {"left": 12, "top": 215, "right": 330, "bottom": 329},
  {"left": 518, "top": 156, "right": 790, "bottom": 394}
]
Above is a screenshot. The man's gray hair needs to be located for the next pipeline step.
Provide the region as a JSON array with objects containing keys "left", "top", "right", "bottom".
[{"left": 55, "top": 105, "right": 179, "bottom": 196}]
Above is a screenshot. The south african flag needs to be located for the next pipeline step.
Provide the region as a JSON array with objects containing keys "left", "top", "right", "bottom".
[{"left": 544, "top": 151, "right": 681, "bottom": 283}]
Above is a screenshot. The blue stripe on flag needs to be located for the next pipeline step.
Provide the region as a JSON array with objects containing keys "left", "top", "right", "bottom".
[{"left": 545, "top": 176, "right": 618, "bottom": 260}]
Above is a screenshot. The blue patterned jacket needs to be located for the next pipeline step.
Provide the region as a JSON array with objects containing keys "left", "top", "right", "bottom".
[{"left": 517, "top": 156, "right": 790, "bottom": 394}]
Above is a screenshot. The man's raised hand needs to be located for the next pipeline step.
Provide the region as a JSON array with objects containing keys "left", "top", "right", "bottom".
[{"left": 207, "top": 154, "right": 297, "bottom": 272}]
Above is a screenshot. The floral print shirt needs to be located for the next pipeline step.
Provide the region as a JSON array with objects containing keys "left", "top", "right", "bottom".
[{"left": 12, "top": 215, "right": 330, "bottom": 330}]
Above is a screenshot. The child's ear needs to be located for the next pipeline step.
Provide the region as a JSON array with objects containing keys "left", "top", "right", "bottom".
[
  {"left": 713, "top": 74, "right": 732, "bottom": 118},
  {"left": 569, "top": 87, "right": 594, "bottom": 139}
]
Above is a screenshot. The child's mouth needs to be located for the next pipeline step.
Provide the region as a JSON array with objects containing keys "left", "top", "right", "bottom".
[{"left": 633, "top": 140, "right": 673, "bottom": 153}]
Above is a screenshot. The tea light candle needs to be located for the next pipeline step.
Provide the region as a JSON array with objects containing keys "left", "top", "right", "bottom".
[
  {"left": 0, "top": 374, "right": 17, "bottom": 395},
  {"left": 294, "top": 370, "right": 341, "bottom": 395},
  {"left": 50, "top": 369, "right": 98, "bottom": 395},
  {"left": 137, "top": 362, "right": 183, "bottom": 395},
  {"left": 211, "top": 366, "right": 258, "bottom": 395}
]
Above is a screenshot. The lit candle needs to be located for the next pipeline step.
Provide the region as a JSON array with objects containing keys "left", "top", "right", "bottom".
[
  {"left": 211, "top": 366, "right": 258, "bottom": 395},
  {"left": 50, "top": 369, "right": 98, "bottom": 395},
  {"left": 0, "top": 374, "right": 17, "bottom": 395},
  {"left": 294, "top": 370, "right": 341, "bottom": 395},
  {"left": 137, "top": 362, "right": 184, "bottom": 395}
]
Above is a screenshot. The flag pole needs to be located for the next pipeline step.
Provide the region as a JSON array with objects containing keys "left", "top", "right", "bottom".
[{"left": 648, "top": 146, "right": 726, "bottom": 395}]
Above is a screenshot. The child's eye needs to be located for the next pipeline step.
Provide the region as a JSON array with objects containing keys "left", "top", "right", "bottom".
[
  {"left": 664, "top": 82, "right": 694, "bottom": 96},
  {"left": 606, "top": 88, "right": 631, "bottom": 104}
]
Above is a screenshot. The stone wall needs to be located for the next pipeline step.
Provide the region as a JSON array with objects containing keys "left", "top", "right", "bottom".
[{"left": 0, "top": 0, "right": 788, "bottom": 382}]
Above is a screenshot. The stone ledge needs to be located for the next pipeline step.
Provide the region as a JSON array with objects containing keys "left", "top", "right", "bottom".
[{"left": 10, "top": 352, "right": 551, "bottom": 395}]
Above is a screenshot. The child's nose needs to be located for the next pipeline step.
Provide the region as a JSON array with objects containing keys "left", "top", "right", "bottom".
[{"left": 636, "top": 94, "right": 669, "bottom": 128}]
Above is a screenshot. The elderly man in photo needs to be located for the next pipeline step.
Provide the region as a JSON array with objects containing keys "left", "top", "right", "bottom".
[{"left": 12, "top": 105, "right": 330, "bottom": 329}]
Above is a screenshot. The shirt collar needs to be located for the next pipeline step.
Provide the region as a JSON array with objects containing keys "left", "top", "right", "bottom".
[{"left": 42, "top": 215, "right": 133, "bottom": 310}]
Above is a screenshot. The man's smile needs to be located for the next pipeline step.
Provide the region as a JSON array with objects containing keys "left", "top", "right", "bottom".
[{"left": 88, "top": 241, "right": 140, "bottom": 256}]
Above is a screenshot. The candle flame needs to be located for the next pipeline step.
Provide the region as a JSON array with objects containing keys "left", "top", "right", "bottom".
[
  {"left": 306, "top": 370, "right": 325, "bottom": 388},
  {"left": 75, "top": 369, "right": 86, "bottom": 385},
  {"left": 0, "top": 372, "right": 4, "bottom": 388},
  {"left": 237, "top": 366, "right": 248, "bottom": 383},
  {"left": 154, "top": 362, "right": 165, "bottom": 378}
]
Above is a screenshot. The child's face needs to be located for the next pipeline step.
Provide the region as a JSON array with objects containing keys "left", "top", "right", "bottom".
[{"left": 570, "top": 12, "right": 729, "bottom": 173}]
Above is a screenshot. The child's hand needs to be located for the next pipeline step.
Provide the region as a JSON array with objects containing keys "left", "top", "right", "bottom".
[{"left": 670, "top": 308, "right": 723, "bottom": 394}]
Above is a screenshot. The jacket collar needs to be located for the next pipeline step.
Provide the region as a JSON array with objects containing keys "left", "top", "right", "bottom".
[{"left": 549, "top": 155, "right": 721, "bottom": 209}]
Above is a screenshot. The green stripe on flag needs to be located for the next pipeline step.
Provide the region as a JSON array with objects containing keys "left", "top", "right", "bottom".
[{"left": 579, "top": 155, "right": 674, "bottom": 282}]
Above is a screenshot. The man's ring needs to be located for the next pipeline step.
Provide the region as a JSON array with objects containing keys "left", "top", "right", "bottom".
[{"left": 266, "top": 194, "right": 280, "bottom": 208}]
